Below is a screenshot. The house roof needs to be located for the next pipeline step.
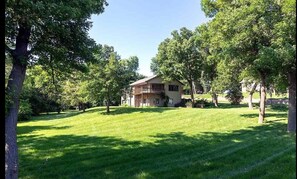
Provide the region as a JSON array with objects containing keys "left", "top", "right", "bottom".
[
  {"left": 130, "top": 75, "right": 184, "bottom": 86},
  {"left": 130, "top": 75, "right": 158, "bottom": 86}
]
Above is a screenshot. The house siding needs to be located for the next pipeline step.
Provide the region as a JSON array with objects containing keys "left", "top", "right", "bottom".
[
  {"left": 124, "top": 76, "right": 183, "bottom": 107},
  {"left": 164, "top": 81, "right": 182, "bottom": 107}
]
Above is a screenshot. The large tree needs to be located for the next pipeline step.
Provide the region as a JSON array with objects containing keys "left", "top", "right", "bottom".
[
  {"left": 154, "top": 27, "right": 203, "bottom": 107},
  {"left": 23, "top": 65, "right": 64, "bottom": 115},
  {"left": 5, "top": 1, "right": 108, "bottom": 178},
  {"left": 62, "top": 71, "right": 90, "bottom": 112},
  {"left": 272, "top": 0, "right": 296, "bottom": 132},
  {"left": 194, "top": 23, "right": 220, "bottom": 107},
  {"left": 88, "top": 45, "right": 139, "bottom": 113},
  {"left": 150, "top": 57, "right": 159, "bottom": 75},
  {"left": 201, "top": 0, "right": 284, "bottom": 123},
  {"left": 120, "top": 56, "right": 145, "bottom": 104}
]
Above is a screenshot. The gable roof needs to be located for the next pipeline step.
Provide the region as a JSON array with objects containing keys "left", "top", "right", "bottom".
[
  {"left": 130, "top": 75, "right": 184, "bottom": 86},
  {"left": 130, "top": 75, "right": 158, "bottom": 86}
]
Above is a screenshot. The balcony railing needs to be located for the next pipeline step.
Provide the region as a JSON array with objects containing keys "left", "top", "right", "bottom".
[{"left": 133, "top": 86, "right": 164, "bottom": 94}]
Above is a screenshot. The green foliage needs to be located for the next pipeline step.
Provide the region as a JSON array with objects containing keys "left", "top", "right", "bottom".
[
  {"left": 225, "top": 89, "right": 244, "bottom": 105},
  {"left": 150, "top": 57, "right": 159, "bottom": 74},
  {"left": 88, "top": 45, "right": 140, "bottom": 109},
  {"left": 201, "top": 0, "right": 286, "bottom": 82},
  {"left": 160, "top": 92, "right": 169, "bottom": 107},
  {"left": 270, "top": 104, "right": 288, "bottom": 111},
  {"left": 6, "top": 0, "right": 108, "bottom": 70},
  {"left": 271, "top": 0, "right": 296, "bottom": 90},
  {"left": 185, "top": 98, "right": 211, "bottom": 108},
  {"left": 156, "top": 27, "right": 203, "bottom": 82},
  {"left": 5, "top": 0, "right": 109, "bottom": 176},
  {"left": 5, "top": 55, "right": 13, "bottom": 116},
  {"left": 154, "top": 27, "right": 203, "bottom": 105},
  {"left": 200, "top": 0, "right": 296, "bottom": 123},
  {"left": 194, "top": 98, "right": 211, "bottom": 108},
  {"left": 61, "top": 73, "right": 90, "bottom": 110},
  {"left": 174, "top": 98, "right": 191, "bottom": 107},
  {"left": 18, "top": 45, "right": 141, "bottom": 114},
  {"left": 22, "top": 65, "right": 64, "bottom": 115},
  {"left": 194, "top": 23, "right": 219, "bottom": 95},
  {"left": 211, "top": 59, "right": 243, "bottom": 95},
  {"left": 5, "top": 55, "right": 12, "bottom": 87},
  {"left": 121, "top": 103, "right": 130, "bottom": 107},
  {"left": 18, "top": 99, "right": 32, "bottom": 121},
  {"left": 185, "top": 101, "right": 193, "bottom": 108}
]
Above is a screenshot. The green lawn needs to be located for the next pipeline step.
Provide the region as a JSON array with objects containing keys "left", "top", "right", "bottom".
[{"left": 17, "top": 105, "right": 296, "bottom": 178}]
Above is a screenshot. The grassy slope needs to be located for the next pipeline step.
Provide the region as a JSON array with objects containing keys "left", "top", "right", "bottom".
[{"left": 17, "top": 106, "right": 295, "bottom": 179}]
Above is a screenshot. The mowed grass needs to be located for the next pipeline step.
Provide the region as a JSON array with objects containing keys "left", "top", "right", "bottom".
[{"left": 17, "top": 105, "right": 296, "bottom": 178}]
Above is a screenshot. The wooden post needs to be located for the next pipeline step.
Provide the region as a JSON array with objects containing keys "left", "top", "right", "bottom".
[{"left": 141, "top": 86, "right": 143, "bottom": 107}]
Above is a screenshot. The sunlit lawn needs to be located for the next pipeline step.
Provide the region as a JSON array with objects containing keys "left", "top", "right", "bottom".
[{"left": 17, "top": 104, "right": 295, "bottom": 178}]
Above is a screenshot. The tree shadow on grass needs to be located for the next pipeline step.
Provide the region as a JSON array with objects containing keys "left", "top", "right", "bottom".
[
  {"left": 17, "top": 125, "right": 71, "bottom": 135},
  {"left": 29, "top": 107, "right": 106, "bottom": 121},
  {"left": 30, "top": 110, "right": 83, "bottom": 121},
  {"left": 240, "top": 113, "right": 287, "bottom": 119},
  {"left": 17, "top": 121, "right": 295, "bottom": 178},
  {"left": 204, "top": 103, "right": 248, "bottom": 109},
  {"left": 100, "top": 106, "right": 176, "bottom": 115}
]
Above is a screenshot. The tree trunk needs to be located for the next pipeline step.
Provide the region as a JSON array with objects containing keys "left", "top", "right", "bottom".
[
  {"left": 5, "top": 64, "right": 27, "bottom": 179},
  {"left": 106, "top": 100, "right": 110, "bottom": 113},
  {"left": 82, "top": 103, "right": 85, "bottom": 112},
  {"left": 78, "top": 103, "right": 82, "bottom": 111},
  {"left": 248, "top": 83, "right": 258, "bottom": 109},
  {"left": 5, "top": 24, "right": 31, "bottom": 179},
  {"left": 189, "top": 80, "right": 195, "bottom": 107},
  {"left": 106, "top": 90, "right": 110, "bottom": 113},
  {"left": 258, "top": 74, "right": 266, "bottom": 123},
  {"left": 287, "top": 71, "right": 296, "bottom": 132},
  {"left": 192, "top": 81, "right": 196, "bottom": 95},
  {"left": 212, "top": 92, "right": 218, "bottom": 107},
  {"left": 57, "top": 104, "right": 61, "bottom": 114}
]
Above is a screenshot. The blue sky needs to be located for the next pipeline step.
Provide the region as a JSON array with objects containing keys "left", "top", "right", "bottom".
[{"left": 89, "top": 0, "right": 210, "bottom": 76}]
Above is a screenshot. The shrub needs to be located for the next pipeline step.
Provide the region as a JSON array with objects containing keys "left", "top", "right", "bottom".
[
  {"left": 194, "top": 98, "right": 211, "bottom": 108},
  {"left": 225, "top": 89, "right": 243, "bottom": 105},
  {"left": 270, "top": 104, "right": 288, "bottom": 111},
  {"left": 160, "top": 92, "right": 169, "bottom": 107},
  {"left": 163, "top": 96, "right": 169, "bottom": 107},
  {"left": 184, "top": 99, "right": 211, "bottom": 108},
  {"left": 18, "top": 99, "right": 32, "bottom": 121},
  {"left": 174, "top": 98, "right": 191, "bottom": 107},
  {"left": 185, "top": 101, "right": 193, "bottom": 108},
  {"left": 121, "top": 103, "right": 130, "bottom": 107}
]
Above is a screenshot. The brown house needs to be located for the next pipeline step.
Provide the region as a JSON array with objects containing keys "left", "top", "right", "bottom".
[{"left": 121, "top": 75, "right": 183, "bottom": 107}]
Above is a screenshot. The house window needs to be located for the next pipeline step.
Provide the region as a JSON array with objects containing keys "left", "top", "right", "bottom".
[
  {"left": 152, "top": 84, "right": 164, "bottom": 91},
  {"left": 143, "top": 99, "right": 146, "bottom": 103},
  {"left": 155, "top": 98, "right": 160, "bottom": 104},
  {"left": 169, "top": 85, "right": 179, "bottom": 91}
]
